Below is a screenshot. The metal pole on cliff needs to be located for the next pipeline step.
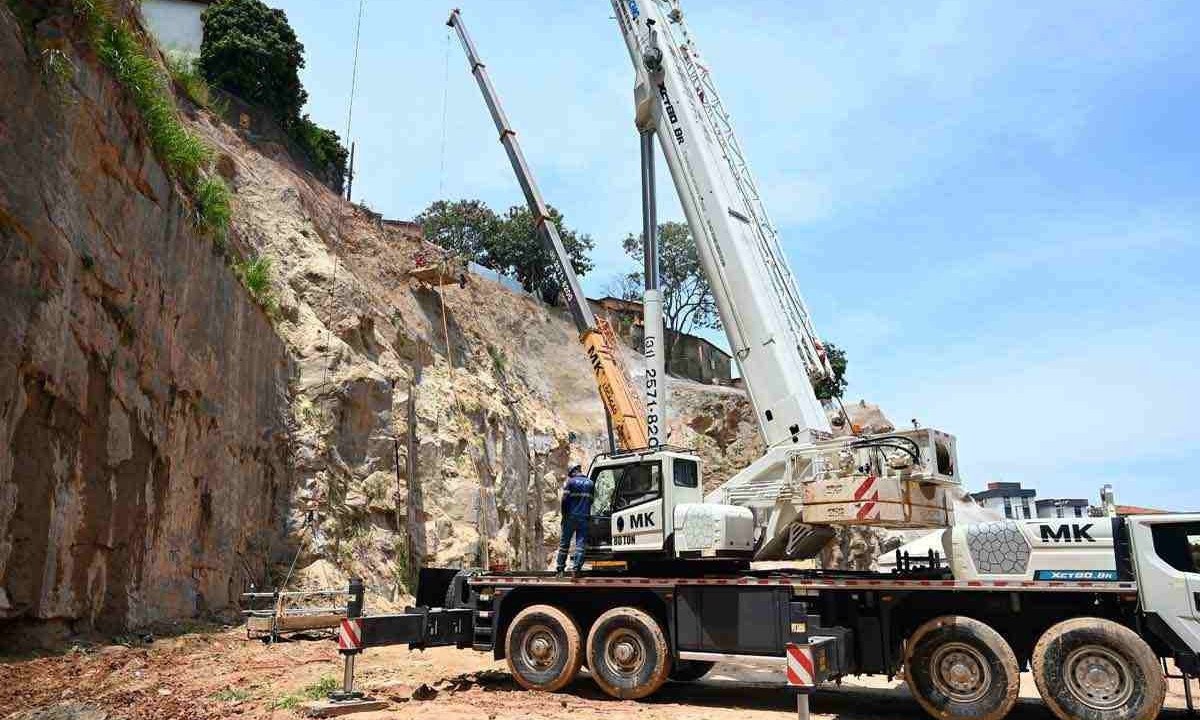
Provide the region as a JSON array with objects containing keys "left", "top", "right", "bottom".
[{"left": 345, "top": 141, "right": 356, "bottom": 202}]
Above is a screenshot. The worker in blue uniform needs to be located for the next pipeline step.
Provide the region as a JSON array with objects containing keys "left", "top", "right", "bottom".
[{"left": 555, "top": 464, "right": 593, "bottom": 576}]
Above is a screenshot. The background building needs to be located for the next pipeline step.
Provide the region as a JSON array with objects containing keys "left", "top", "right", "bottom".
[
  {"left": 1036, "top": 497, "right": 1089, "bottom": 519},
  {"left": 588, "top": 296, "right": 734, "bottom": 386},
  {"left": 970, "top": 481, "right": 1035, "bottom": 520}
]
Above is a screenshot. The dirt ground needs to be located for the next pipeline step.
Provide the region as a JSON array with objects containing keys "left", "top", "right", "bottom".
[{"left": 1, "top": 626, "right": 1195, "bottom": 720}]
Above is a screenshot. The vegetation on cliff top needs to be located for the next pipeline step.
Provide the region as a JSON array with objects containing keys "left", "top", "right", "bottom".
[
  {"left": 416, "top": 198, "right": 595, "bottom": 304},
  {"left": 59, "top": 0, "right": 233, "bottom": 244},
  {"left": 199, "top": 0, "right": 348, "bottom": 195}
]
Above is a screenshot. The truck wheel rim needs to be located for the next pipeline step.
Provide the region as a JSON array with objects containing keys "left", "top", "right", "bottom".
[
  {"left": 521, "top": 624, "right": 560, "bottom": 670},
  {"left": 1064, "top": 645, "right": 1133, "bottom": 711},
  {"left": 604, "top": 628, "right": 646, "bottom": 677},
  {"left": 930, "top": 642, "right": 990, "bottom": 703}
]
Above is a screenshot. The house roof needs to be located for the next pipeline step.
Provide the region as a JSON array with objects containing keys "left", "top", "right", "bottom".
[
  {"left": 1116, "top": 505, "right": 1170, "bottom": 516},
  {"left": 677, "top": 331, "right": 732, "bottom": 362},
  {"left": 590, "top": 296, "right": 644, "bottom": 313},
  {"left": 970, "top": 487, "right": 1036, "bottom": 501}
]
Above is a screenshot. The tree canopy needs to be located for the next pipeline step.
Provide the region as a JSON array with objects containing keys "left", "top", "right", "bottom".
[
  {"left": 492, "top": 205, "right": 594, "bottom": 303},
  {"left": 621, "top": 221, "right": 720, "bottom": 367},
  {"left": 812, "top": 342, "right": 848, "bottom": 401},
  {"left": 620, "top": 222, "right": 849, "bottom": 396},
  {"left": 199, "top": 0, "right": 306, "bottom": 122},
  {"left": 415, "top": 199, "right": 594, "bottom": 302},
  {"left": 199, "top": 0, "right": 347, "bottom": 193},
  {"left": 415, "top": 200, "right": 500, "bottom": 262}
]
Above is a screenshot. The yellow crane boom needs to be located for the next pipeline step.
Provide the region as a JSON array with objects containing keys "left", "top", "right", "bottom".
[{"left": 448, "top": 9, "right": 649, "bottom": 450}]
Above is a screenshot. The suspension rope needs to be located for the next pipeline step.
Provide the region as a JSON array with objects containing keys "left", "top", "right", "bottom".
[
  {"left": 438, "top": 284, "right": 462, "bottom": 414},
  {"left": 344, "top": 0, "right": 366, "bottom": 144}
]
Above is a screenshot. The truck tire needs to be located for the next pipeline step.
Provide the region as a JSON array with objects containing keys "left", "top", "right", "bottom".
[
  {"left": 669, "top": 659, "right": 716, "bottom": 682},
  {"left": 504, "top": 604, "right": 583, "bottom": 692},
  {"left": 904, "top": 615, "right": 1020, "bottom": 720},
  {"left": 1031, "top": 617, "right": 1165, "bottom": 720},
  {"left": 586, "top": 606, "right": 672, "bottom": 699}
]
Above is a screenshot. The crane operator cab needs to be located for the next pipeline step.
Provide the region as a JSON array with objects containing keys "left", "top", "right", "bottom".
[{"left": 584, "top": 447, "right": 757, "bottom": 563}]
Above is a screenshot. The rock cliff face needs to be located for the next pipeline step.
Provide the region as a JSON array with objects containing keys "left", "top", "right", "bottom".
[
  {"left": 0, "top": 6, "right": 293, "bottom": 634},
  {"left": 184, "top": 106, "right": 776, "bottom": 597}
]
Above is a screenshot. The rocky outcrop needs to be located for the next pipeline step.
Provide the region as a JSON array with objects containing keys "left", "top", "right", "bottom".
[
  {"left": 183, "top": 103, "right": 617, "bottom": 598},
  {"left": 0, "top": 5, "right": 294, "bottom": 634}
]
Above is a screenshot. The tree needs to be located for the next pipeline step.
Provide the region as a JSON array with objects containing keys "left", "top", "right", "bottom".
[
  {"left": 622, "top": 221, "right": 720, "bottom": 369},
  {"left": 491, "top": 205, "right": 594, "bottom": 302},
  {"left": 292, "top": 115, "right": 349, "bottom": 195},
  {"left": 812, "top": 342, "right": 848, "bottom": 401},
  {"left": 200, "top": 0, "right": 346, "bottom": 192},
  {"left": 413, "top": 201, "right": 595, "bottom": 303},
  {"left": 199, "top": 0, "right": 307, "bottom": 123},
  {"left": 414, "top": 200, "right": 500, "bottom": 263},
  {"left": 602, "top": 272, "right": 642, "bottom": 302}
]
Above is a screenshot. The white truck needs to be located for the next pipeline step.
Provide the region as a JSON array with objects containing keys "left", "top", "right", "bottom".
[{"left": 321, "top": 6, "right": 1198, "bottom": 720}]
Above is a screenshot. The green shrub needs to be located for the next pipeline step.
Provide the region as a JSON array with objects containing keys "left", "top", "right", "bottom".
[
  {"left": 165, "top": 51, "right": 212, "bottom": 109},
  {"left": 199, "top": 0, "right": 307, "bottom": 123},
  {"left": 271, "top": 675, "right": 338, "bottom": 708},
  {"left": 67, "top": 1, "right": 243, "bottom": 243},
  {"left": 303, "top": 676, "right": 339, "bottom": 700},
  {"left": 233, "top": 256, "right": 276, "bottom": 314},
  {"left": 288, "top": 115, "right": 348, "bottom": 194},
  {"left": 40, "top": 47, "right": 74, "bottom": 85},
  {"left": 211, "top": 688, "right": 250, "bottom": 702},
  {"left": 91, "top": 20, "right": 213, "bottom": 180},
  {"left": 199, "top": 0, "right": 346, "bottom": 193},
  {"left": 195, "top": 175, "right": 231, "bottom": 237}
]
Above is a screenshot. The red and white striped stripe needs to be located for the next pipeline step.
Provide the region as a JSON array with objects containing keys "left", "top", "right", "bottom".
[
  {"left": 853, "top": 475, "right": 881, "bottom": 520},
  {"left": 338, "top": 618, "right": 363, "bottom": 651},
  {"left": 852, "top": 475, "right": 877, "bottom": 501},
  {"left": 785, "top": 643, "right": 815, "bottom": 687}
]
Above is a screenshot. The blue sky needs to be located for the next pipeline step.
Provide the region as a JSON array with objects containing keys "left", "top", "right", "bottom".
[{"left": 273, "top": 0, "right": 1200, "bottom": 509}]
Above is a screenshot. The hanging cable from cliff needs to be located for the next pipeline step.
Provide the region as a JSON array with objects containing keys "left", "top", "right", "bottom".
[
  {"left": 320, "top": 0, "right": 368, "bottom": 390},
  {"left": 343, "top": 0, "right": 366, "bottom": 201}
]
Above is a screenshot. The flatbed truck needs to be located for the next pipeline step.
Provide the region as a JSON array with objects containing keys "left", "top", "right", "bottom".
[{"left": 333, "top": 513, "right": 1200, "bottom": 720}]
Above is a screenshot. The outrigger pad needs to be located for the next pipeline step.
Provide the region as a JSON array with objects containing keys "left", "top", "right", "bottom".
[{"left": 301, "top": 698, "right": 388, "bottom": 717}]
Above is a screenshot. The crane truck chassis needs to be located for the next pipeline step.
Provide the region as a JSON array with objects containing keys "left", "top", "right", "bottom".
[{"left": 328, "top": 513, "right": 1200, "bottom": 720}]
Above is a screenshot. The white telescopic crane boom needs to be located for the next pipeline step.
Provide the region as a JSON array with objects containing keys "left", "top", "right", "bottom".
[
  {"left": 612, "top": 2, "right": 960, "bottom": 557},
  {"left": 611, "top": 0, "right": 832, "bottom": 448}
]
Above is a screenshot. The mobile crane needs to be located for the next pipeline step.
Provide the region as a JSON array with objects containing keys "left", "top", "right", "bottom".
[
  {"left": 317, "top": 6, "right": 1198, "bottom": 720},
  {"left": 449, "top": 0, "right": 961, "bottom": 570}
]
